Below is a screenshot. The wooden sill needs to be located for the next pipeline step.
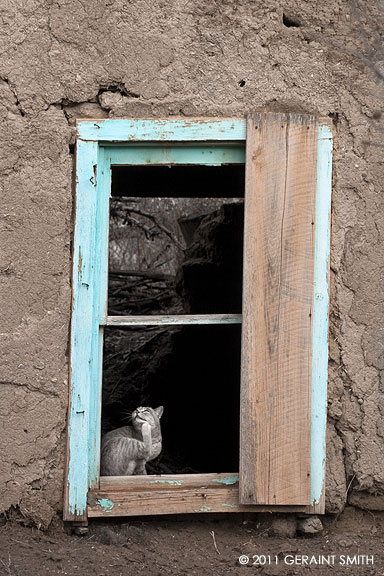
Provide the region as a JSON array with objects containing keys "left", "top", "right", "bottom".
[{"left": 87, "top": 473, "right": 309, "bottom": 517}]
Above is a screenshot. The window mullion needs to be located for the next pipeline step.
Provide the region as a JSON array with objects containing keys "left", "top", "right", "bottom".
[{"left": 104, "top": 314, "right": 242, "bottom": 327}]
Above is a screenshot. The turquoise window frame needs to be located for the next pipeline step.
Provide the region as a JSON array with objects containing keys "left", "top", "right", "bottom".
[{"left": 64, "top": 118, "right": 332, "bottom": 521}]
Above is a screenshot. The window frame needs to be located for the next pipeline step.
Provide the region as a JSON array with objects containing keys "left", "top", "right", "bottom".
[{"left": 64, "top": 118, "right": 332, "bottom": 521}]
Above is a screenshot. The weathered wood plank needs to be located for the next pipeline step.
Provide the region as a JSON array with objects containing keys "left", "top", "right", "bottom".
[
  {"left": 240, "top": 113, "right": 318, "bottom": 506},
  {"left": 107, "top": 144, "right": 245, "bottom": 166},
  {"left": 88, "top": 147, "right": 111, "bottom": 489},
  {"left": 88, "top": 474, "right": 306, "bottom": 517},
  {"left": 64, "top": 140, "right": 99, "bottom": 521},
  {"left": 100, "top": 473, "right": 241, "bottom": 491},
  {"left": 310, "top": 122, "right": 333, "bottom": 513},
  {"left": 77, "top": 118, "right": 247, "bottom": 142},
  {"left": 105, "top": 314, "right": 242, "bottom": 326}
]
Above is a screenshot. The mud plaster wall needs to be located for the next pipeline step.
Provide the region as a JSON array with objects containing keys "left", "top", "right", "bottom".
[{"left": 0, "top": 0, "right": 383, "bottom": 527}]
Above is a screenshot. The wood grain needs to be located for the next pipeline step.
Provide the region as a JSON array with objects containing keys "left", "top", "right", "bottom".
[
  {"left": 87, "top": 474, "right": 307, "bottom": 517},
  {"left": 309, "top": 121, "right": 333, "bottom": 513},
  {"left": 64, "top": 140, "right": 100, "bottom": 521},
  {"left": 100, "top": 473, "right": 241, "bottom": 491},
  {"left": 77, "top": 118, "right": 247, "bottom": 142},
  {"left": 240, "top": 113, "right": 318, "bottom": 506}
]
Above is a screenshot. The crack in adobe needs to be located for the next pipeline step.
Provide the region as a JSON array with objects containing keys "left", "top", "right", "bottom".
[
  {"left": 0, "top": 379, "right": 60, "bottom": 398},
  {"left": 97, "top": 82, "right": 140, "bottom": 100},
  {"left": 0, "top": 76, "right": 25, "bottom": 117}
]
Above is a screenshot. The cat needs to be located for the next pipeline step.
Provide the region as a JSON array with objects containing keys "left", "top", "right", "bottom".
[{"left": 101, "top": 406, "right": 163, "bottom": 476}]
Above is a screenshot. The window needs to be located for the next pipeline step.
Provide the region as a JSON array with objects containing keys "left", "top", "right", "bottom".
[{"left": 64, "top": 116, "right": 332, "bottom": 521}]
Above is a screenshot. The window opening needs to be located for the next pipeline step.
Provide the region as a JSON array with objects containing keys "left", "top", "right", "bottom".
[
  {"left": 64, "top": 117, "right": 332, "bottom": 521},
  {"left": 102, "top": 324, "right": 241, "bottom": 474},
  {"left": 102, "top": 162, "right": 244, "bottom": 476}
]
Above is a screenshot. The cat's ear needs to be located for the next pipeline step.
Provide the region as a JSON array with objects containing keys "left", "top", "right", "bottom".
[{"left": 154, "top": 406, "right": 164, "bottom": 419}]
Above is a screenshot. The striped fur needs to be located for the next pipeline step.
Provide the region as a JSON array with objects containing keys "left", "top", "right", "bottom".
[{"left": 101, "top": 406, "right": 163, "bottom": 476}]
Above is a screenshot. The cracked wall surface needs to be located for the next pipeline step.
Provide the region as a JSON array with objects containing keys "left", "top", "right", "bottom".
[{"left": 0, "top": 0, "right": 383, "bottom": 526}]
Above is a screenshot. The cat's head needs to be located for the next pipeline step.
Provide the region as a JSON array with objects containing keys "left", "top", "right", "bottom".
[{"left": 132, "top": 406, "right": 164, "bottom": 431}]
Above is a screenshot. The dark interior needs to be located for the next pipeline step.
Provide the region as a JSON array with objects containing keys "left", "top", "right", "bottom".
[
  {"left": 112, "top": 164, "right": 245, "bottom": 198},
  {"left": 102, "top": 162, "right": 244, "bottom": 474},
  {"left": 102, "top": 324, "right": 241, "bottom": 473}
]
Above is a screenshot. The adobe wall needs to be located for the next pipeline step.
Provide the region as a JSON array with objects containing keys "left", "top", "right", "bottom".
[{"left": 0, "top": 0, "right": 383, "bottom": 527}]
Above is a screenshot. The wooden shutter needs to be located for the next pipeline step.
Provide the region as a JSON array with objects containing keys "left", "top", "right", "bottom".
[{"left": 240, "top": 113, "right": 318, "bottom": 505}]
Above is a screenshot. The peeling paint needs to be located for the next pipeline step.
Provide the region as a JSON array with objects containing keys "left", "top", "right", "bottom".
[
  {"left": 77, "top": 118, "right": 247, "bottom": 142},
  {"left": 221, "top": 503, "right": 236, "bottom": 508},
  {"left": 77, "top": 248, "right": 82, "bottom": 279},
  {"left": 96, "top": 498, "right": 114, "bottom": 511},
  {"left": 149, "top": 479, "right": 184, "bottom": 486},
  {"left": 311, "top": 124, "right": 333, "bottom": 509},
  {"left": 211, "top": 475, "right": 239, "bottom": 485},
  {"left": 199, "top": 505, "right": 212, "bottom": 512}
]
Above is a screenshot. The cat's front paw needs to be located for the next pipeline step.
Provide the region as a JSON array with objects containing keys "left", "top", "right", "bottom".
[{"left": 141, "top": 422, "right": 151, "bottom": 433}]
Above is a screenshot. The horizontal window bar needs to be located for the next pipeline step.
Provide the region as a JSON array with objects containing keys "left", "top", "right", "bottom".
[
  {"left": 106, "top": 145, "right": 245, "bottom": 166},
  {"left": 104, "top": 314, "right": 242, "bottom": 326}
]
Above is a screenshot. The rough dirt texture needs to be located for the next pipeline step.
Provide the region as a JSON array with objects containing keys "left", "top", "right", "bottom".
[
  {"left": 0, "top": 508, "right": 384, "bottom": 575},
  {"left": 0, "top": 0, "right": 384, "bottom": 528}
]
